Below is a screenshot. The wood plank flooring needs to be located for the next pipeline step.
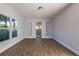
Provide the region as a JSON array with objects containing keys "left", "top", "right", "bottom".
[{"left": 0, "top": 38, "right": 76, "bottom": 56}]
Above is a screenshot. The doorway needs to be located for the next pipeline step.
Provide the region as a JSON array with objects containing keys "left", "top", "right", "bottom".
[{"left": 36, "top": 22, "right": 42, "bottom": 38}]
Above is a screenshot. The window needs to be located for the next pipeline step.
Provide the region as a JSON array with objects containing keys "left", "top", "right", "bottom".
[
  {"left": 12, "top": 19, "right": 17, "bottom": 38},
  {"left": 0, "top": 14, "right": 10, "bottom": 41},
  {"left": 0, "top": 14, "right": 18, "bottom": 42}
]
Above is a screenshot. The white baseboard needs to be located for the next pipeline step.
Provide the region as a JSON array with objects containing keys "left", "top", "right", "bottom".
[
  {"left": 42, "top": 36, "right": 54, "bottom": 39},
  {"left": 54, "top": 38, "right": 79, "bottom": 55},
  {"left": 24, "top": 37, "right": 35, "bottom": 39}
]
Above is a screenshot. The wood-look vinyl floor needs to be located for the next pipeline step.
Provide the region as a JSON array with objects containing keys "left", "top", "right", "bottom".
[{"left": 0, "top": 38, "right": 76, "bottom": 56}]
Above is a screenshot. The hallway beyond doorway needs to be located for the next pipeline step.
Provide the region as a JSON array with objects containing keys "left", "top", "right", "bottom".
[{"left": 36, "top": 22, "right": 42, "bottom": 38}]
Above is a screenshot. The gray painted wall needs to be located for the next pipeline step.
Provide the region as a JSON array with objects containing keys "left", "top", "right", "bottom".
[
  {"left": 53, "top": 4, "right": 79, "bottom": 55},
  {"left": 46, "top": 19, "right": 54, "bottom": 38}
]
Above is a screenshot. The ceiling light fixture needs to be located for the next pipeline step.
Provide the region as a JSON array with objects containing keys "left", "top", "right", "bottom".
[{"left": 38, "top": 6, "right": 43, "bottom": 10}]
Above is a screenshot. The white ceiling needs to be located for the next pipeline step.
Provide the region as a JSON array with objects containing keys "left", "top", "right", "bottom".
[{"left": 7, "top": 3, "right": 68, "bottom": 19}]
